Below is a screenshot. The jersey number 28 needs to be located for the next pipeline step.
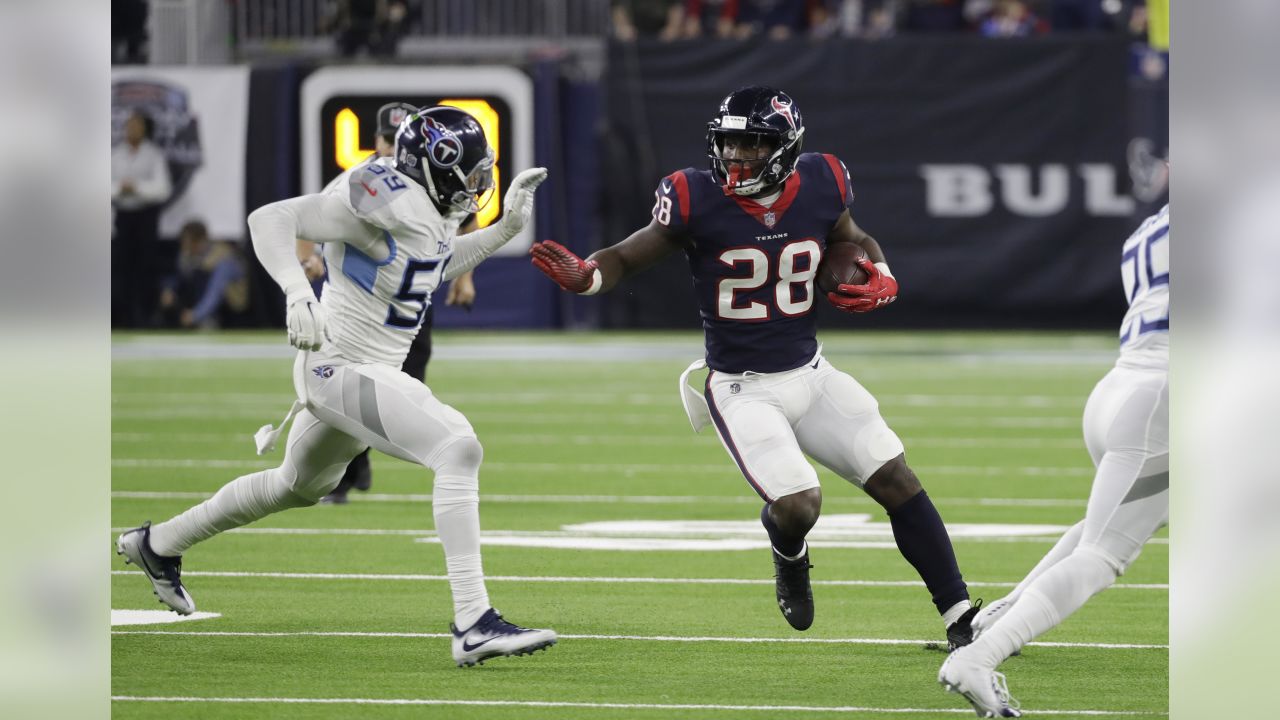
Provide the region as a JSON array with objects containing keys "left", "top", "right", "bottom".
[{"left": 718, "top": 239, "right": 820, "bottom": 320}]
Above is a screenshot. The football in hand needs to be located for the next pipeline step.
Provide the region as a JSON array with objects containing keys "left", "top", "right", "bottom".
[{"left": 816, "top": 243, "right": 870, "bottom": 295}]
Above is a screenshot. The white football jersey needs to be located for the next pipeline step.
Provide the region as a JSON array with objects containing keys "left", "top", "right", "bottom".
[
  {"left": 1118, "top": 205, "right": 1169, "bottom": 370},
  {"left": 319, "top": 157, "right": 463, "bottom": 367}
]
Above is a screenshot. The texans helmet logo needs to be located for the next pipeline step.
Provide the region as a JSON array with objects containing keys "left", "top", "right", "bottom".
[{"left": 770, "top": 96, "right": 797, "bottom": 131}]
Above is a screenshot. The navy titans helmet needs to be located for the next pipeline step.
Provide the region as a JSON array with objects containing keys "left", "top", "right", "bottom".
[
  {"left": 706, "top": 86, "right": 805, "bottom": 196},
  {"left": 393, "top": 106, "right": 495, "bottom": 214}
]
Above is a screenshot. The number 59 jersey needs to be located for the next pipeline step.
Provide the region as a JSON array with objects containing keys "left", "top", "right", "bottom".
[
  {"left": 320, "top": 157, "right": 464, "bottom": 367},
  {"left": 655, "top": 153, "right": 856, "bottom": 374},
  {"left": 1118, "top": 205, "right": 1169, "bottom": 370}
]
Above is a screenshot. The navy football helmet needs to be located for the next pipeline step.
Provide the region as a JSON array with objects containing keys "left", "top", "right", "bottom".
[
  {"left": 393, "top": 106, "right": 495, "bottom": 214},
  {"left": 706, "top": 86, "right": 805, "bottom": 196}
]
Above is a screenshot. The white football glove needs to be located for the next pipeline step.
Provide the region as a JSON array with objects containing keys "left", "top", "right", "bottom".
[
  {"left": 496, "top": 167, "right": 548, "bottom": 240},
  {"left": 285, "top": 289, "right": 328, "bottom": 351}
]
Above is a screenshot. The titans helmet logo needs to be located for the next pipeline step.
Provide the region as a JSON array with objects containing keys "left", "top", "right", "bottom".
[{"left": 422, "top": 116, "right": 464, "bottom": 169}]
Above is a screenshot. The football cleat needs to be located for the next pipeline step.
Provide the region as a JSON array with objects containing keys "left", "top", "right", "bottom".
[
  {"left": 116, "top": 522, "right": 195, "bottom": 615},
  {"left": 947, "top": 599, "right": 984, "bottom": 651},
  {"left": 971, "top": 596, "right": 1015, "bottom": 641},
  {"left": 939, "top": 648, "right": 1022, "bottom": 717},
  {"left": 451, "top": 608, "right": 557, "bottom": 667},
  {"left": 772, "top": 547, "right": 814, "bottom": 631}
]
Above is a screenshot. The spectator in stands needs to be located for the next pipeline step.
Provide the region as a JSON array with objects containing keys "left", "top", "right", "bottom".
[
  {"left": 112, "top": 110, "right": 172, "bottom": 327},
  {"left": 829, "top": 0, "right": 899, "bottom": 38},
  {"left": 1048, "top": 0, "right": 1109, "bottom": 31},
  {"left": 733, "top": 0, "right": 813, "bottom": 39},
  {"left": 333, "top": 0, "right": 408, "bottom": 57},
  {"left": 112, "top": 0, "right": 149, "bottom": 64},
  {"left": 680, "top": 0, "right": 738, "bottom": 38},
  {"left": 612, "top": 0, "right": 685, "bottom": 41},
  {"left": 978, "top": 0, "right": 1048, "bottom": 36},
  {"left": 157, "top": 220, "right": 250, "bottom": 329}
]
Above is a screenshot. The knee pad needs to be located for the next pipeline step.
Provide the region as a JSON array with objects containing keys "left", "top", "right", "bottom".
[{"left": 431, "top": 435, "right": 483, "bottom": 477}]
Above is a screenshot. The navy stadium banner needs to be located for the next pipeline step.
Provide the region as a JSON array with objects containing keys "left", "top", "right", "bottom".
[{"left": 600, "top": 37, "right": 1140, "bottom": 329}]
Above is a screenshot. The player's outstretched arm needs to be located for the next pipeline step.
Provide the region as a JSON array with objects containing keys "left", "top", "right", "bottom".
[
  {"left": 825, "top": 210, "right": 899, "bottom": 314},
  {"left": 445, "top": 167, "right": 548, "bottom": 281},
  {"left": 530, "top": 219, "right": 684, "bottom": 295}
]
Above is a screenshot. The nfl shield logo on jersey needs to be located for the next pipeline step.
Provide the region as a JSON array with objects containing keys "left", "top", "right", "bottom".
[{"left": 763, "top": 211, "right": 776, "bottom": 228}]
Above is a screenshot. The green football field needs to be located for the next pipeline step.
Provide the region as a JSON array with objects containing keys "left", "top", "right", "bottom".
[{"left": 111, "top": 330, "right": 1168, "bottom": 719}]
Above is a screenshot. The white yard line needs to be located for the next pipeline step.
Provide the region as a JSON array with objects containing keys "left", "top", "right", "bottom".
[
  {"left": 109, "top": 695, "right": 1163, "bottom": 715},
  {"left": 111, "top": 457, "right": 1098, "bottom": 477},
  {"left": 108, "top": 569, "right": 1168, "bottom": 590},
  {"left": 110, "top": 630, "right": 1166, "bottom": 650},
  {"left": 112, "top": 489, "right": 1089, "bottom": 507},
  {"left": 111, "top": 410, "right": 1086, "bottom": 428},
  {"left": 112, "top": 431, "right": 1086, "bottom": 450},
  {"left": 112, "top": 391, "right": 1086, "bottom": 409}
]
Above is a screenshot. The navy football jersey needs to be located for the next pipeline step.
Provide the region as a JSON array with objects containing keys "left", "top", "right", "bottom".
[{"left": 653, "top": 152, "right": 856, "bottom": 373}]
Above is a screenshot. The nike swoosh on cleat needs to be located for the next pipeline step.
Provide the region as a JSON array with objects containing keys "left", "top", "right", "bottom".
[{"left": 461, "top": 635, "right": 499, "bottom": 653}]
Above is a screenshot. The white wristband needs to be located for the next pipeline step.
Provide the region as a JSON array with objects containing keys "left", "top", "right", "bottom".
[
  {"left": 874, "top": 262, "right": 893, "bottom": 279},
  {"left": 579, "top": 268, "right": 603, "bottom": 296}
]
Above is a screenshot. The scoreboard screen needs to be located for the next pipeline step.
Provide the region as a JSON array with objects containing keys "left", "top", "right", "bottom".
[{"left": 301, "top": 67, "right": 534, "bottom": 254}]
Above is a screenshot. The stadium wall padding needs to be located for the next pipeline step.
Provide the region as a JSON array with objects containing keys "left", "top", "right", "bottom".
[{"left": 599, "top": 36, "right": 1154, "bottom": 330}]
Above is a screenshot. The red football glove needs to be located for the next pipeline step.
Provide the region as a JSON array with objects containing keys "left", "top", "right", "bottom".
[
  {"left": 530, "top": 240, "right": 600, "bottom": 294},
  {"left": 827, "top": 257, "right": 899, "bottom": 314}
]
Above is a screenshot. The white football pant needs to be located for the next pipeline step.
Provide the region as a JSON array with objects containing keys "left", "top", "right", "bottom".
[
  {"left": 963, "top": 365, "right": 1168, "bottom": 667},
  {"left": 147, "top": 350, "right": 492, "bottom": 627},
  {"left": 704, "top": 353, "right": 906, "bottom": 501}
]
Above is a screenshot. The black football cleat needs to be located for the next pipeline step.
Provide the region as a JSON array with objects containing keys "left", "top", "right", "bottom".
[
  {"left": 451, "top": 608, "right": 557, "bottom": 667},
  {"left": 947, "top": 599, "right": 984, "bottom": 651},
  {"left": 116, "top": 521, "right": 195, "bottom": 615},
  {"left": 772, "top": 547, "right": 814, "bottom": 631}
]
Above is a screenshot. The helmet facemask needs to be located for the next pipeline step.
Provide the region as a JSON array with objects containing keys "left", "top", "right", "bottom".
[
  {"left": 708, "top": 126, "right": 805, "bottom": 197},
  {"left": 429, "top": 146, "right": 495, "bottom": 215}
]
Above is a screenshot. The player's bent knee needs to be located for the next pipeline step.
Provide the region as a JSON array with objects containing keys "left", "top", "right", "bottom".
[
  {"left": 431, "top": 435, "right": 484, "bottom": 476},
  {"left": 773, "top": 487, "right": 822, "bottom": 530}
]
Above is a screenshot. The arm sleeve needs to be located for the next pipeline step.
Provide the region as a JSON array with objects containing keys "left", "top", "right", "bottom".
[
  {"left": 443, "top": 222, "right": 516, "bottom": 281},
  {"left": 247, "top": 192, "right": 384, "bottom": 303}
]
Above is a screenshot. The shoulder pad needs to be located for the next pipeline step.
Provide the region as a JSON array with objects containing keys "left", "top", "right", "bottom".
[{"left": 342, "top": 162, "right": 416, "bottom": 230}]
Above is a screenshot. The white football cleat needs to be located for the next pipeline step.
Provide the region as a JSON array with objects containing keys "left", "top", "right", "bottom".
[
  {"left": 939, "top": 648, "right": 1022, "bottom": 717},
  {"left": 116, "top": 522, "right": 195, "bottom": 615},
  {"left": 971, "top": 596, "right": 1015, "bottom": 640},
  {"left": 451, "top": 608, "right": 556, "bottom": 667}
]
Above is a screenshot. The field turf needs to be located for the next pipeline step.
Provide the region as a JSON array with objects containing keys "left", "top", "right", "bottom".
[{"left": 111, "top": 330, "right": 1167, "bottom": 719}]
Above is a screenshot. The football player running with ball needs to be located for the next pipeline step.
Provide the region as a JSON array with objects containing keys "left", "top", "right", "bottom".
[
  {"left": 117, "top": 106, "right": 557, "bottom": 667},
  {"left": 938, "top": 206, "right": 1170, "bottom": 717},
  {"left": 531, "top": 86, "right": 980, "bottom": 648}
]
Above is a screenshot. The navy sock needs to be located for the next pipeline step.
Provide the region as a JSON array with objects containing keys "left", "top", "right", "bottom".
[
  {"left": 761, "top": 503, "right": 806, "bottom": 558},
  {"left": 887, "top": 490, "right": 969, "bottom": 616}
]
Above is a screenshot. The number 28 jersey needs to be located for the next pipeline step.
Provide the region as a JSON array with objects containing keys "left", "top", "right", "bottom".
[{"left": 654, "top": 153, "right": 856, "bottom": 374}]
